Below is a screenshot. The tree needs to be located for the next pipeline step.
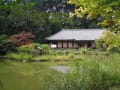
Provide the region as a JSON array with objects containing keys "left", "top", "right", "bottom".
[
  {"left": 68, "top": 0, "right": 120, "bottom": 51},
  {"left": 10, "top": 31, "right": 35, "bottom": 46},
  {"left": 0, "top": 0, "right": 38, "bottom": 54},
  {"left": 0, "top": 35, "right": 15, "bottom": 55}
]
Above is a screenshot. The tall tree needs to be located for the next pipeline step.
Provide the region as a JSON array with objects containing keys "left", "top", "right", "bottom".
[
  {"left": 68, "top": 0, "right": 120, "bottom": 30},
  {"left": 0, "top": 0, "right": 38, "bottom": 54},
  {"left": 68, "top": 0, "right": 120, "bottom": 51}
]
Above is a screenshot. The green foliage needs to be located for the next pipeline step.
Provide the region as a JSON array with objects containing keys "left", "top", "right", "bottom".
[
  {"left": 0, "top": 0, "right": 37, "bottom": 34},
  {"left": 0, "top": 35, "right": 15, "bottom": 55},
  {"left": 80, "top": 48, "right": 88, "bottom": 54},
  {"left": 6, "top": 44, "right": 111, "bottom": 62},
  {"left": 44, "top": 54, "right": 120, "bottom": 90},
  {"left": 6, "top": 52, "right": 33, "bottom": 61},
  {"left": 6, "top": 43, "right": 42, "bottom": 61},
  {"left": 96, "top": 39, "right": 104, "bottom": 50},
  {"left": 18, "top": 44, "right": 35, "bottom": 53},
  {"left": 68, "top": 0, "right": 120, "bottom": 52},
  {"left": 98, "top": 31, "right": 120, "bottom": 52},
  {"left": 40, "top": 44, "right": 51, "bottom": 52},
  {"left": 6, "top": 45, "right": 89, "bottom": 61}
]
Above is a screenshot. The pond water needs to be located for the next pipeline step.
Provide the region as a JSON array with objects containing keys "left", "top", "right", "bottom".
[{"left": 50, "top": 66, "right": 71, "bottom": 74}]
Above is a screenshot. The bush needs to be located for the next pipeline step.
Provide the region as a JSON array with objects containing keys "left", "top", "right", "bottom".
[
  {"left": 10, "top": 31, "right": 34, "bottom": 46},
  {"left": 18, "top": 44, "right": 35, "bottom": 53},
  {"left": 80, "top": 48, "right": 88, "bottom": 54},
  {"left": 40, "top": 44, "right": 51, "bottom": 50},
  {"left": 40, "top": 44, "right": 51, "bottom": 54},
  {"left": 6, "top": 52, "right": 33, "bottom": 61},
  {"left": 109, "top": 46, "right": 120, "bottom": 53},
  {"left": 0, "top": 35, "right": 16, "bottom": 55},
  {"left": 18, "top": 43, "right": 44, "bottom": 55}
]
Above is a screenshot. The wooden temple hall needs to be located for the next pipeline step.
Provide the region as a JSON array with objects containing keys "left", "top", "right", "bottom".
[{"left": 46, "top": 29, "right": 105, "bottom": 49}]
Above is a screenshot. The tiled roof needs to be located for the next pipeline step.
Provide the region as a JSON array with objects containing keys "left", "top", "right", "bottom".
[{"left": 46, "top": 29, "right": 105, "bottom": 41}]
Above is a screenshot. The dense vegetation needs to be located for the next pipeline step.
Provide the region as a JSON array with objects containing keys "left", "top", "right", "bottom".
[{"left": 68, "top": 0, "right": 120, "bottom": 51}]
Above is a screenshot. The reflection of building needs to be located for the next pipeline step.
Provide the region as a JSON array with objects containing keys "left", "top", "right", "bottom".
[{"left": 46, "top": 29, "right": 105, "bottom": 49}]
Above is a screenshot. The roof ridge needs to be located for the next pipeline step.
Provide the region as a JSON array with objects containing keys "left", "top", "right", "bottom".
[{"left": 62, "top": 29, "right": 105, "bottom": 31}]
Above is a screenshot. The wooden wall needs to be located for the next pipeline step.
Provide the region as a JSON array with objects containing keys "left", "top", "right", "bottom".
[
  {"left": 57, "top": 42, "right": 62, "bottom": 48},
  {"left": 51, "top": 40, "right": 95, "bottom": 49}
]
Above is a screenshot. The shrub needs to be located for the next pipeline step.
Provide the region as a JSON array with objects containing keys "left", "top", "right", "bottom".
[
  {"left": 18, "top": 43, "right": 44, "bottom": 55},
  {"left": 6, "top": 52, "right": 33, "bottom": 61},
  {"left": 40, "top": 44, "right": 51, "bottom": 54},
  {"left": 80, "top": 48, "right": 88, "bottom": 54},
  {"left": 10, "top": 31, "right": 35, "bottom": 46},
  {"left": 18, "top": 44, "right": 34, "bottom": 53},
  {"left": 40, "top": 44, "right": 51, "bottom": 50},
  {"left": 44, "top": 57, "right": 120, "bottom": 90},
  {"left": 0, "top": 35, "right": 16, "bottom": 55}
]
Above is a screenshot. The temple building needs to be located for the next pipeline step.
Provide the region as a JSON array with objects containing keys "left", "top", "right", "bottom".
[{"left": 46, "top": 29, "right": 105, "bottom": 49}]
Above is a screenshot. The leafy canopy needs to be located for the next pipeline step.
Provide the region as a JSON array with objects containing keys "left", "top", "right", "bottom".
[
  {"left": 68, "top": 0, "right": 120, "bottom": 51},
  {"left": 68, "top": 0, "right": 120, "bottom": 30}
]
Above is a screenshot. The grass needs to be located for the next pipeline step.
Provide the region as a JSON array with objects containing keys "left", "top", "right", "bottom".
[
  {"left": 44, "top": 53, "right": 120, "bottom": 90},
  {"left": 5, "top": 44, "right": 110, "bottom": 62},
  {"left": 6, "top": 52, "right": 33, "bottom": 61},
  {"left": 5, "top": 48, "right": 91, "bottom": 62},
  {"left": 5, "top": 43, "right": 111, "bottom": 61}
]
